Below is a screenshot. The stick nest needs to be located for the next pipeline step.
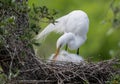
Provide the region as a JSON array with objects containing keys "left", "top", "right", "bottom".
[{"left": 10, "top": 58, "right": 120, "bottom": 84}]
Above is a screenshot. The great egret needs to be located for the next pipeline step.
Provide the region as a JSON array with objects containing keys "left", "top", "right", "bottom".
[
  {"left": 49, "top": 50, "right": 84, "bottom": 63},
  {"left": 36, "top": 10, "right": 89, "bottom": 61}
]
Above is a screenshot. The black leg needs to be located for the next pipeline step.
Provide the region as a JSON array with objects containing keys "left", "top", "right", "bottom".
[
  {"left": 65, "top": 44, "right": 68, "bottom": 51},
  {"left": 77, "top": 48, "right": 79, "bottom": 55}
]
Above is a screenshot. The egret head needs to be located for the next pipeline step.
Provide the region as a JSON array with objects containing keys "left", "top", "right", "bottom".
[{"left": 53, "top": 33, "right": 74, "bottom": 61}]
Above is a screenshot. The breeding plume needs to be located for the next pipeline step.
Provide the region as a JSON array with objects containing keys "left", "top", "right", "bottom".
[{"left": 36, "top": 10, "right": 89, "bottom": 61}]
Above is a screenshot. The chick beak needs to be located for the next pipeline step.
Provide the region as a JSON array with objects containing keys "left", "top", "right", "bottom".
[{"left": 53, "top": 47, "right": 60, "bottom": 62}]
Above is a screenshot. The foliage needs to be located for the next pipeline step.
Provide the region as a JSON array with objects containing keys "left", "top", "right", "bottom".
[
  {"left": 0, "top": 0, "right": 30, "bottom": 47},
  {"left": 0, "top": 0, "right": 57, "bottom": 48},
  {"left": 29, "top": 4, "right": 58, "bottom": 36},
  {"left": 0, "top": 0, "right": 57, "bottom": 82},
  {"left": 106, "top": 74, "right": 120, "bottom": 84},
  {"left": 110, "top": 0, "right": 120, "bottom": 29},
  {"left": 0, "top": 72, "right": 7, "bottom": 84},
  {"left": 101, "top": 0, "right": 120, "bottom": 60}
]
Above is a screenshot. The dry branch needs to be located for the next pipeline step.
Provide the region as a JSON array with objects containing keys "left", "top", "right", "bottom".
[{"left": 7, "top": 59, "right": 120, "bottom": 84}]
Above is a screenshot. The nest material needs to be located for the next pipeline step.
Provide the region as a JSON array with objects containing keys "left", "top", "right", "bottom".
[{"left": 9, "top": 58, "right": 120, "bottom": 84}]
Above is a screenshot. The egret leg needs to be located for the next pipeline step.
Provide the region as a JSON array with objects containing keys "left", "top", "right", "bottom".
[
  {"left": 65, "top": 44, "right": 68, "bottom": 51},
  {"left": 77, "top": 48, "right": 79, "bottom": 55}
]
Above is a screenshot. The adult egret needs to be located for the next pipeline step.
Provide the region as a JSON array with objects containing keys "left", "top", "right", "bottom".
[{"left": 36, "top": 10, "right": 89, "bottom": 61}]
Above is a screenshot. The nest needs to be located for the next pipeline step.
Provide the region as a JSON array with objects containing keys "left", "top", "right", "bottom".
[{"left": 8, "top": 58, "right": 120, "bottom": 84}]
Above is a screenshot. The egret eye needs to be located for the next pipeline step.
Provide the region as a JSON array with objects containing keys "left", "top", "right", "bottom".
[{"left": 59, "top": 44, "right": 62, "bottom": 48}]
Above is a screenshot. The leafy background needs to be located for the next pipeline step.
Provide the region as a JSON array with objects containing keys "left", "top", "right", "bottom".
[{"left": 28, "top": 0, "right": 120, "bottom": 61}]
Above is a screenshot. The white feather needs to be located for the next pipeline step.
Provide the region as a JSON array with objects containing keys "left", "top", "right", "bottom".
[
  {"left": 35, "top": 15, "right": 67, "bottom": 40},
  {"left": 35, "top": 10, "right": 89, "bottom": 41},
  {"left": 48, "top": 50, "right": 84, "bottom": 63}
]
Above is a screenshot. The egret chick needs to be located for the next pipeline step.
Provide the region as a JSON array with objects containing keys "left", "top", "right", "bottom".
[{"left": 49, "top": 50, "right": 84, "bottom": 63}]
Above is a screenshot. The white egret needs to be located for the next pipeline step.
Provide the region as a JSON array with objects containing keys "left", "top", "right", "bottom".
[
  {"left": 36, "top": 10, "right": 89, "bottom": 61},
  {"left": 49, "top": 50, "right": 84, "bottom": 63}
]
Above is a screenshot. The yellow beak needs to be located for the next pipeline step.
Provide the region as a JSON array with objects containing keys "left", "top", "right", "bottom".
[{"left": 53, "top": 47, "right": 60, "bottom": 62}]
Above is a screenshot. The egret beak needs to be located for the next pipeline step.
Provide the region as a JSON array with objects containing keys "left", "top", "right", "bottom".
[{"left": 53, "top": 47, "right": 60, "bottom": 62}]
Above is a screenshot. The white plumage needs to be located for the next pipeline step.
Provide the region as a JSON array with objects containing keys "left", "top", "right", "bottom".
[
  {"left": 56, "top": 32, "right": 86, "bottom": 50},
  {"left": 36, "top": 10, "right": 89, "bottom": 40},
  {"left": 36, "top": 10, "right": 89, "bottom": 61},
  {"left": 49, "top": 50, "right": 84, "bottom": 63}
]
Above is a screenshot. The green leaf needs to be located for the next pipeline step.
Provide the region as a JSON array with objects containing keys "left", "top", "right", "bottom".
[
  {"left": 33, "top": 42, "right": 41, "bottom": 46},
  {"left": 7, "top": 16, "right": 15, "bottom": 23}
]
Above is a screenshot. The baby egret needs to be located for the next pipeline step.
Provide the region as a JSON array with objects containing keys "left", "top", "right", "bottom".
[
  {"left": 36, "top": 10, "right": 89, "bottom": 61},
  {"left": 49, "top": 50, "right": 84, "bottom": 63}
]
